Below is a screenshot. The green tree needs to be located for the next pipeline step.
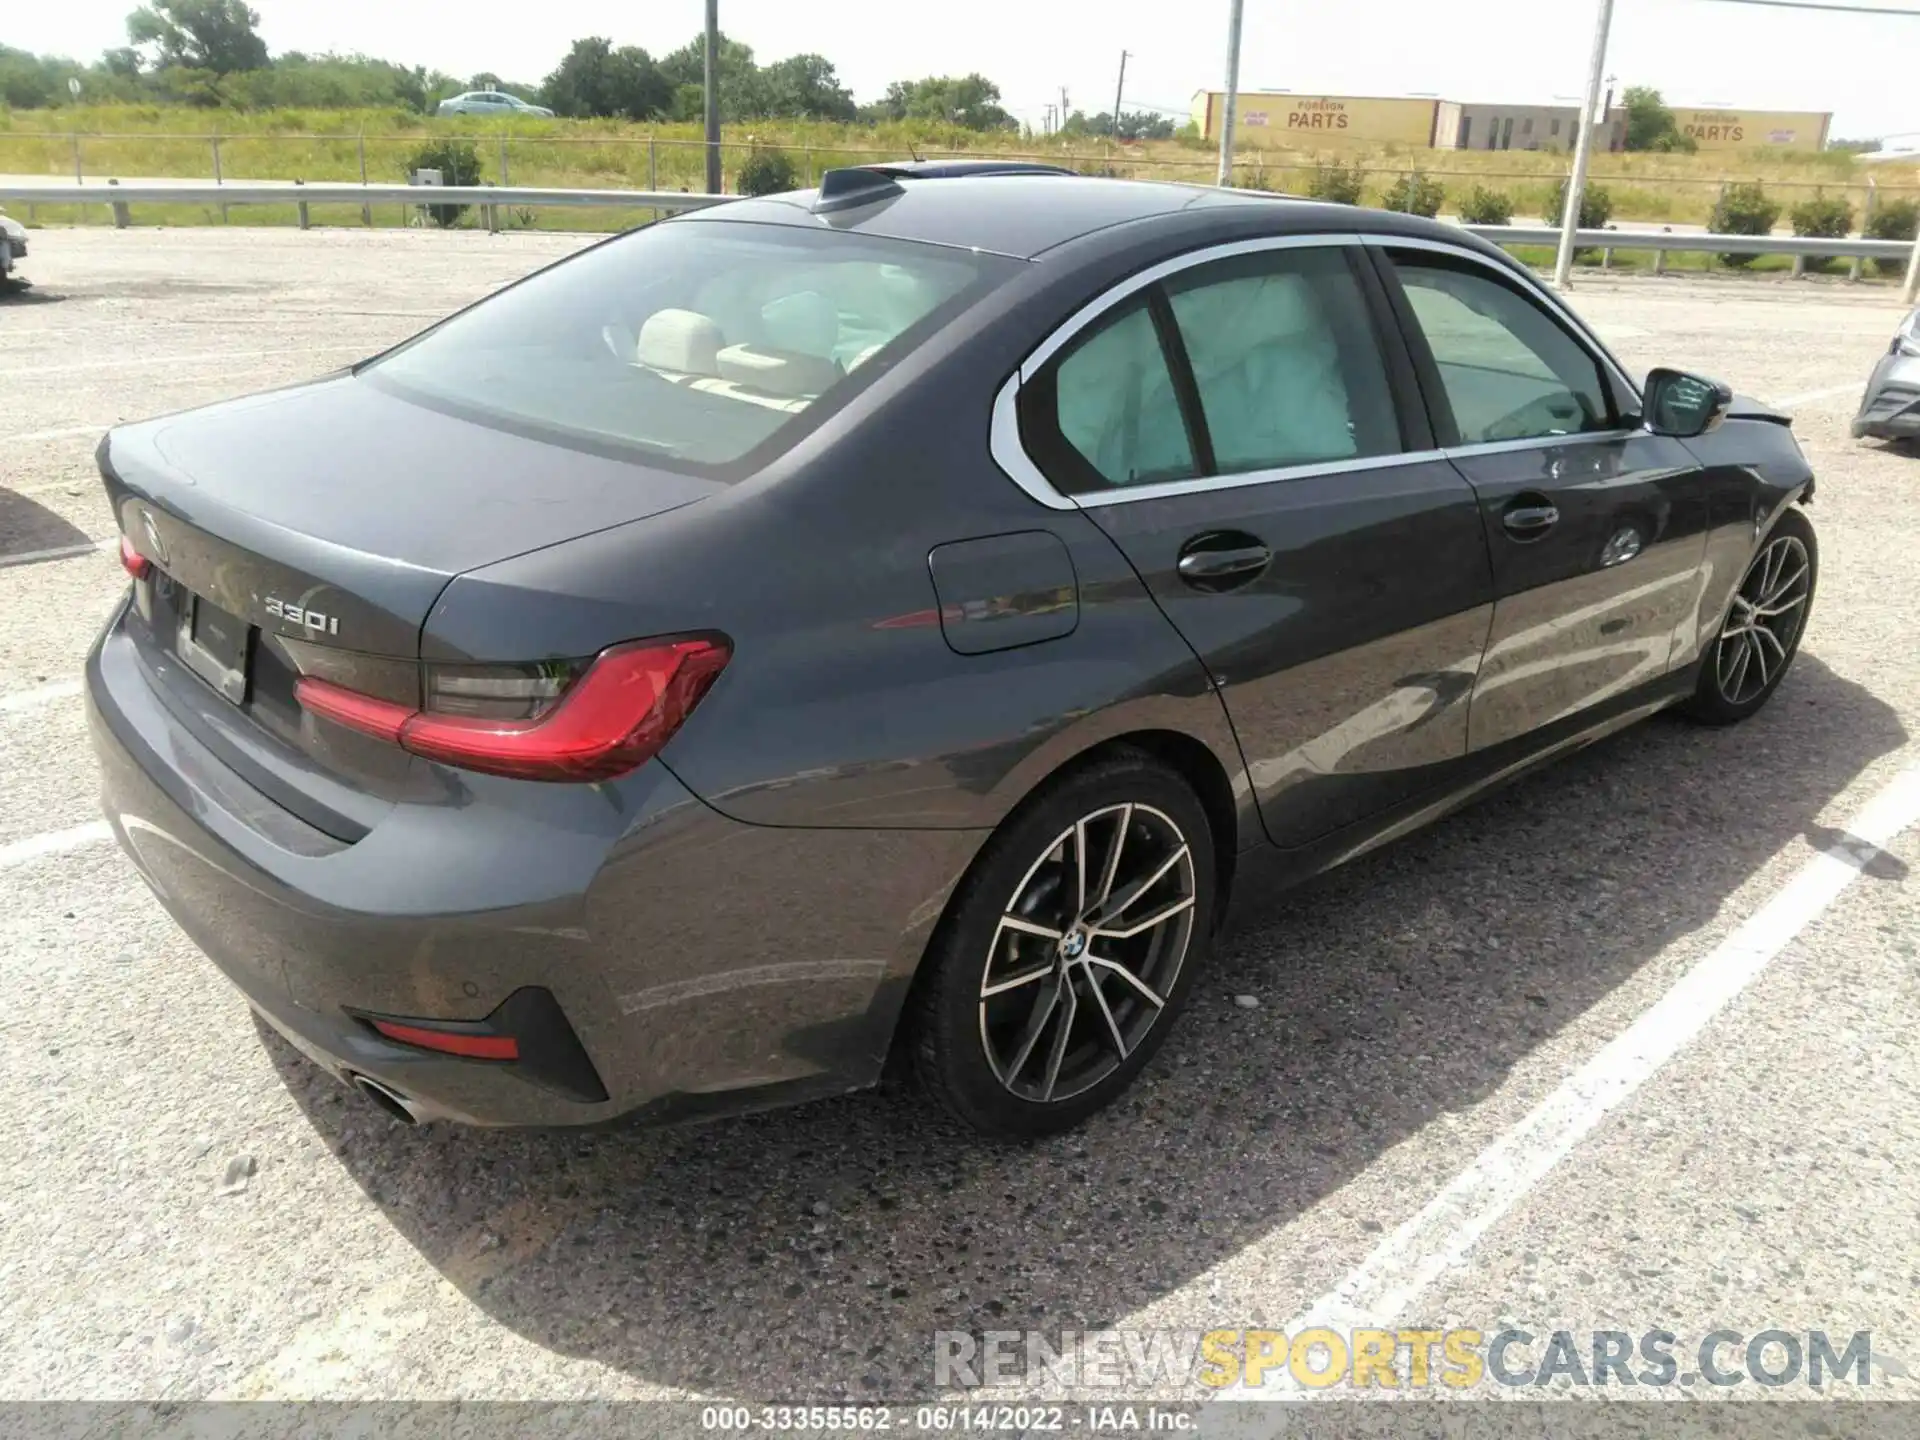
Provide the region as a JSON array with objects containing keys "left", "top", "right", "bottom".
[
  {"left": 753, "top": 53, "right": 855, "bottom": 121},
  {"left": 1621, "top": 86, "right": 1695, "bottom": 153},
  {"left": 1069, "top": 109, "right": 1176, "bottom": 141},
  {"left": 868, "top": 74, "right": 1014, "bottom": 130},
  {"left": 540, "top": 37, "right": 670, "bottom": 120},
  {"left": 126, "top": 0, "right": 269, "bottom": 74}
]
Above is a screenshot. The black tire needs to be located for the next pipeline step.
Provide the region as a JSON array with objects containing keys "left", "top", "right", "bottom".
[
  {"left": 908, "top": 749, "right": 1216, "bottom": 1139},
  {"left": 1681, "top": 506, "right": 1818, "bottom": 726}
]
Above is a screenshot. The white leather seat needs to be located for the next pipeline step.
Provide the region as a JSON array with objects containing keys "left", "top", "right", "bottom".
[{"left": 635, "top": 308, "right": 724, "bottom": 376}]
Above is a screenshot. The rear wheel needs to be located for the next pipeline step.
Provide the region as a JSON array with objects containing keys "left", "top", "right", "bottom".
[
  {"left": 1682, "top": 507, "right": 1817, "bottom": 725},
  {"left": 909, "top": 751, "right": 1215, "bottom": 1139}
]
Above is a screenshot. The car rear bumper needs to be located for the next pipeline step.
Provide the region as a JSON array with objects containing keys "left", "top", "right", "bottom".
[{"left": 86, "top": 600, "right": 983, "bottom": 1128}]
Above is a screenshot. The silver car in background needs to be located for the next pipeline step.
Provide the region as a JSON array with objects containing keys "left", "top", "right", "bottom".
[
  {"left": 436, "top": 90, "right": 554, "bottom": 118},
  {"left": 0, "top": 210, "right": 26, "bottom": 282},
  {"left": 1853, "top": 308, "right": 1920, "bottom": 443}
]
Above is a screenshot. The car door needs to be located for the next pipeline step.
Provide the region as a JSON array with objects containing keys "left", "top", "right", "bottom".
[
  {"left": 1370, "top": 242, "right": 1710, "bottom": 752},
  {"left": 1012, "top": 238, "right": 1494, "bottom": 848}
]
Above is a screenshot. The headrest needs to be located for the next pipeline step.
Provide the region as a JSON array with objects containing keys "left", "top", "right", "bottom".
[{"left": 636, "top": 309, "right": 724, "bottom": 376}]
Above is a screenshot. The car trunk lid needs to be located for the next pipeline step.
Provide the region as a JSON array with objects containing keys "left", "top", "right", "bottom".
[{"left": 102, "top": 374, "right": 726, "bottom": 835}]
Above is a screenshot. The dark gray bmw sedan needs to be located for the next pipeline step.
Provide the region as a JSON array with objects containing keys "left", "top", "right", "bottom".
[{"left": 87, "top": 165, "right": 1818, "bottom": 1138}]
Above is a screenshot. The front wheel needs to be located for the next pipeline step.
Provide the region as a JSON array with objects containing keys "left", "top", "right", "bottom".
[
  {"left": 908, "top": 750, "right": 1216, "bottom": 1139},
  {"left": 1682, "top": 507, "right": 1817, "bottom": 725}
]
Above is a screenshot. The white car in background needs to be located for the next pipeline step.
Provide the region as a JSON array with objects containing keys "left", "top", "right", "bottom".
[{"left": 0, "top": 210, "right": 26, "bottom": 282}]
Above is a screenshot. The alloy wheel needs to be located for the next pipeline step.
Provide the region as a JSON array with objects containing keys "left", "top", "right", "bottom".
[
  {"left": 1714, "top": 533, "right": 1812, "bottom": 707},
  {"left": 977, "top": 803, "right": 1197, "bottom": 1104}
]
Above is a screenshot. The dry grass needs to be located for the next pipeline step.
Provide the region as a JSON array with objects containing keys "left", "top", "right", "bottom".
[{"left": 2, "top": 105, "right": 1917, "bottom": 232}]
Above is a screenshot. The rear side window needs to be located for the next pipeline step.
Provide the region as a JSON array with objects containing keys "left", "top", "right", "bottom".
[
  {"left": 1165, "top": 247, "right": 1399, "bottom": 474},
  {"left": 367, "top": 221, "right": 1014, "bottom": 474},
  {"left": 1389, "top": 255, "right": 1615, "bottom": 444},
  {"left": 1051, "top": 300, "right": 1198, "bottom": 488}
]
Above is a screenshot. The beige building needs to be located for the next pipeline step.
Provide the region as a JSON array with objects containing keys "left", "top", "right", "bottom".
[
  {"left": 1672, "top": 108, "right": 1831, "bottom": 152},
  {"left": 1193, "top": 89, "right": 1833, "bottom": 156},
  {"left": 1190, "top": 91, "right": 1439, "bottom": 148},
  {"left": 1433, "top": 101, "right": 1626, "bottom": 153}
]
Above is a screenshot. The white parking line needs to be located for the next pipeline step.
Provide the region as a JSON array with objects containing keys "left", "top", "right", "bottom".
[
  {"left": 0, "top": 680, "right": 82, "bottom": 713},
  {"left": 0, "top": 821, "right": 112, "bottom": 872},
  {"left": 1770, "top": 381, "right": 1862, "bottom": 410},
  {"left": 0, "top": 538, "right": 111, "bottom": 570},
  {"left": 1242, "top": 762, "right": 1920, "bottom": 1381}
]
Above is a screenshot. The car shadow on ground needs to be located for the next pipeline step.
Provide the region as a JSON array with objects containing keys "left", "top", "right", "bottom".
[
  {"left": 0, "top": 487, "right": 93, "bottom": 556},
  {"left": 264, "top": 653, "right": 1906, "bottom": 1400},
  {"left": 0, "top": 279, "right": 66, "bottom": 304}
]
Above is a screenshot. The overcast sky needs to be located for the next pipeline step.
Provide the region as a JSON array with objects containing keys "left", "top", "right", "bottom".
[{"left": 10, "top": 0, "right": 1917, "bottom": 140}]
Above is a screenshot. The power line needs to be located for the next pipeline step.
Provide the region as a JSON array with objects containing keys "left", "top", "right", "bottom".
[{"left": 1689, "top": 0, "right": 1920, "bottom": 15}]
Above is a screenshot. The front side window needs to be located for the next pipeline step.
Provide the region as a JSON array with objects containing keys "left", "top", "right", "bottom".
[
  {"left": 1165, "top": 247, "right": 1399, "bottom": 474},
  {"left": 1391, "top": 255, "right": 1614, "bottom": 445},
  {"left": 368, "top": 221, "right": 1012, "bottom": 472}
]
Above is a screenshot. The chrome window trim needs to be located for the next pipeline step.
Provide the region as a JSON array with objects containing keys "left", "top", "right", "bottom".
[
  {"left": 1074, "top": 447, "right": 1447, "bottom": 508},
  {"left": 990, "top": 375, "right": 1079, "bottom": 511},
  {"left": 1018, "top": 232, "right": 1368, "bottom": 381},
  {"left": 1441, "top": 428, "right": 1642, "bottom": 462},
  {"left": 985, "top": 227, "right": 1649, "bottom": 512},
  {"left": 1359, "top": 232, "right": 1642, "bottom": 405}
]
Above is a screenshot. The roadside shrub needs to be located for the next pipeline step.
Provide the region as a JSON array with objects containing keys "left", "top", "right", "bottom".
[
  {"left": 1304, "top": 159, "right": 1365, "bottom": 206},
  {"left": 1709, "top": 182, "right": 1780, "bottom": 268},
  {"left": 736, "top": 147, "right": 798, "bottom": 197},
  {"left": 402, "top": 138, "right": 480, "bottom": 228},
  {"left": 1789, "top": 191, "right": 1853, "bottom": 272},
  {"left": 1868, "top": 197, "right": 1919, "bottom": 276},
  {"left": 1380, "top": 171, "right": 1444, "bottom": 218},
  {"left": 1547, "top": 176, "right": 1614, "bottom": 230},
  {"left": 1456, "top": 185, "right": 1514, "bottom": 226},
  {"left": 1227, "top": 159, "right": 1272, "bottom": 191}
]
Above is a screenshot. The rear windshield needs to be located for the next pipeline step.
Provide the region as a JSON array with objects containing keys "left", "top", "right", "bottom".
[{"left": 365, "top": 219, "right": 1016, "bottom": 473}]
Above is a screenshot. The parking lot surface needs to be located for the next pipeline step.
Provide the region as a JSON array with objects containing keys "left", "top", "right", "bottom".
[{"left": 2, "top": 228, "right": 1918, "bottom": 1408}]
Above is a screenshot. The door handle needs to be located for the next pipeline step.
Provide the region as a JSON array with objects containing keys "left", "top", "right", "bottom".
[
  {"left": 1177, "top": 537, "right": 1272, "bottom": 591},
  {"left": 1501, "top": 499, "right": 1560, "bottom": 540}
]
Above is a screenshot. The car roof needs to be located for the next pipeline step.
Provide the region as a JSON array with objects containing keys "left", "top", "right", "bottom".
[{"left": 674, "top": 172, "right": 1494, "bottom": 263}]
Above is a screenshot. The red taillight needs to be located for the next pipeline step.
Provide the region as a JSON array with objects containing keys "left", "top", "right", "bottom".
[
  {"left": 118, "top": 535, "right": 151, "bottom": 581},
  {"left": 294, "top": 635, "right": 730, "bottom": 783},
  {"left": 294, "top": 678, "right": 410, "bottom": 744},
  {"left": 368, "top": 1019, "right": 520, "bottom": 1061}
]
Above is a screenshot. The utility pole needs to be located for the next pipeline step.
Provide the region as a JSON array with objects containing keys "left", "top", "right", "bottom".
[
  {"left": 703, "top": 0, "right": 722, "bottom": 194},
  {"left": 1060, "top": 87, "right": 1070, "bottom": 129},
  {"left": 1554, "top": 0, "right": 1615, "bottom": 289},
  {"left": 1111, "top": 50, "right": 1130, "bottom": 140},
  {"left": 1216, "top": 0, "right": 1245, "bottom": 187}
]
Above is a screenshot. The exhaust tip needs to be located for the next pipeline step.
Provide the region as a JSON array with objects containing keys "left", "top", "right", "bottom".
[{"left": 352, "top": 1074, "right": 420, "bottom": 1125}]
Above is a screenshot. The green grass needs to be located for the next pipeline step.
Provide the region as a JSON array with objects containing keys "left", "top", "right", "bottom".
[{"left": 3, "top": 104, "right": 1917, "bottom": 234}]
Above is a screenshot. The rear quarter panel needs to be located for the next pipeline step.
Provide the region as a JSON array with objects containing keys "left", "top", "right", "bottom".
[{"left": 420, "top": 231, "right": 1263, "bottom": 846}]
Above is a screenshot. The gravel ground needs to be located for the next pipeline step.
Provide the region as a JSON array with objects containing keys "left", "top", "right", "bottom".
[{"left": 1, "top": 228, "right": 1917, "bottom": 1413}]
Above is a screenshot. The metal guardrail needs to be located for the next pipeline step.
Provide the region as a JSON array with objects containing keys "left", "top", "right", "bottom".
[
  {"left": 4, "top": 179, "right": 1917, "bottom": 300},
  {"left": 1463, "top": 222, "right": 1920, "bottom": 301},
  {"left": 0, "top": 180, "right": 726, "bottom": 233},
  {"left": 1464, "top": 222, "right": 1914, "bottom": 260}
]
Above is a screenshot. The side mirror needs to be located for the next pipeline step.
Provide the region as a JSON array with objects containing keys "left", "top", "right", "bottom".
[{"left": 1642, "top": 368, "right": 1733, "bottom": 439}]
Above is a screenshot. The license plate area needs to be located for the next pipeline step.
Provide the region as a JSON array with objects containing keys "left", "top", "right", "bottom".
[{"left": 176, "top": 588, "right": 253, "bottom": 705}]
